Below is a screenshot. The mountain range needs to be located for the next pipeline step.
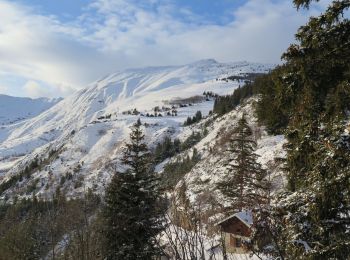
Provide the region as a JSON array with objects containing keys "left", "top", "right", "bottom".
[
  {"left": 0, "top": 59, "right": 278, "bottom": 201},
  {"left": 0, "top": 94, "right": 61, "bottom": 126}
]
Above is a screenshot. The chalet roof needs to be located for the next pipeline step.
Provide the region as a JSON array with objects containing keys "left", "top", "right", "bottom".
[{"left": 215, "top": 210, "right": 253, "bottom": 228}]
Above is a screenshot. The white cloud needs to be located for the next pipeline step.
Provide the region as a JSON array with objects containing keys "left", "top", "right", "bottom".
[
  {"left": 23, "top": 81, "right": 49, "bottom": 98},
  {"left": 0, "top": 0, "right": 329, "bottom": 97},
  {"left": 0, "top": 85, "right": 8, "bottom": 95},
  {"left": 22, "top": 80, "right": 75, "bottom": 98}
]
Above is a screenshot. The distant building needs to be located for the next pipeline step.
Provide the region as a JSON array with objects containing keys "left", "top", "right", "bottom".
[{"left": 216, "top": 211, "right": 253, "bottom": 254}]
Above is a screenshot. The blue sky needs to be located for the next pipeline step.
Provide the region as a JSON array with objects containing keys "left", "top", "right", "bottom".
[
  {"left": 12, "top": 0, "right": 246, "bottom": 24},
  {"left": 12, "top": 0, "right": 91, "bottom": 18},
  {"left": 0, "top": 0, "right": 330, "bottom": 98}
]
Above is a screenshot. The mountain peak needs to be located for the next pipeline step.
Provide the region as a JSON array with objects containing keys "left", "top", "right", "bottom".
[
  {"left": 0, "top": 60, "right": 275, "bottom": 199},
  {"left": 188, "top": 59, "right": 218, "bottom": 66}
]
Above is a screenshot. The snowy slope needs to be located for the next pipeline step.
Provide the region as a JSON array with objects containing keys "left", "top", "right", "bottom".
[
  {"left": 0, "top": 59, "right": 274, "bottom": 200},
  {"left": 171, "top": 99, "right": 286, "bottom": 209},
  {"left": 0, "top": 94, "right": 61, "bottom": 125}
]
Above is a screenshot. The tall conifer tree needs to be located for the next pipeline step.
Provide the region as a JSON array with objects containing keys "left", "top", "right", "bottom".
[
  {"left": 218, "top": 115, "right": 267, "bottom": 211},
  {"left": 102, "top": 119, "right": 164, "bottom": 260}
]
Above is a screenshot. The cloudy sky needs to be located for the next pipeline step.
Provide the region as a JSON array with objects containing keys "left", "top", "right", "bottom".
[{"left": 0, "top": 0, "right": 329, "bottom": 98}]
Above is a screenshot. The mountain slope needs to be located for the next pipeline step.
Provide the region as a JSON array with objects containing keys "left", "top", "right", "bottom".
[
  {"left": 0, "top": 94, "right": 62, "bottom": 125},
  {"left": 0, "top": 59, "right": 274, "bottom": 200},
  {"left": 168, "top": 99, "right": 286, "bottom": 220}
]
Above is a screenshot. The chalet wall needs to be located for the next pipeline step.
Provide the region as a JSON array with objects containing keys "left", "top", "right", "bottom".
[{"left": 223, "top": 233, "right": 250, "bottom": 254}]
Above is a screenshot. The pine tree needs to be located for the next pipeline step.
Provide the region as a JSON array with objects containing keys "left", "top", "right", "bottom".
[
  {"left": 102, "top": 119, "right": 164, "bottom": 260},
  {"left": 278, "top": 119, "right": 350, "bottom": 259},
  {"left": 255, "top": 67, "right": 292, "bottom": 134},
  {"left": 261, "top": 0, "right": 350, "bottom": 258},
  {"left": 217, "top": 115, "right": 267, "bottom": 211},
  {"left": 194, "top": 110, "right": 202, "bottom": 121}
]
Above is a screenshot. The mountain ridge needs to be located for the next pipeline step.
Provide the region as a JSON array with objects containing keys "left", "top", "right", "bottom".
[
  {"left": 0, "top": 94, "right": 62, "bottom": 126},
  {"left": 0, "top": 60, "right": 275, "bottom": 200}
]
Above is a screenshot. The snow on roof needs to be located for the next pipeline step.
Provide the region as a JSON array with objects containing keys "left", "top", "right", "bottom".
[
  {"left": 215, "top": 210, "right": 253, "bottom": 228},
  {"left": 235, "top": 211, "right": 253, "bottom": 226}
]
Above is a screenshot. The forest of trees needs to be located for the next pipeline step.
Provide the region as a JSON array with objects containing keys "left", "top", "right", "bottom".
[
  {"left": 183, "top": 111, "right": 203, "bottom": 126},
  {"left": 153, "top": 130, "right": 205, "bottom": 164},
  {"left": 0, "top": 190, "right": 101, "bottom": 260},
  {"left": 213, "top": 81, "right": 256, "bottom": 116}
]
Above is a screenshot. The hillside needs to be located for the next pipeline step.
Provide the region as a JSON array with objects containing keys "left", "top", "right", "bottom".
[
  {"left": 159, "top": 98, "right": 286, "bottom": 225},
  {"left": 0, "top": 59, "right": 274, "bottom": 200},
  {"left": 0, "top": 94, "right": 61, "bottom": 125}
]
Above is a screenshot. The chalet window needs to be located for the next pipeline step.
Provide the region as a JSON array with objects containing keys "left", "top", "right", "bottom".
[{"left": 235, "top": 238, "right": 242, "bottom": 248}]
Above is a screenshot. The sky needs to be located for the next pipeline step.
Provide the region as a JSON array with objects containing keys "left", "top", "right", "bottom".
[{"left": 0, "top": 0, "right": 330, "bottom": 98}]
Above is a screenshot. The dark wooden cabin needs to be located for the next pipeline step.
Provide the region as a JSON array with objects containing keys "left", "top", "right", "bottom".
[{"left": 216, "top": 211, "right": 253, "bottom": 254}]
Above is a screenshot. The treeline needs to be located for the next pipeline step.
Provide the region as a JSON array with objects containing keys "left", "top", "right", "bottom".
[
  {"left": 0, "top": 149, "right": 60, "bottom": 197},
  {"left": 153, "top": 137, "right": 181, "bottom": 163},
  {"left": 213, "top": 81, "right": 257, "bottom": 116},
  {"left": 0, "top": 158, "right": 41, "bottom": 196},
  {"left": 161, "top": 148, "right": 200, "bottom": 190},
  {"left": 0, "top": 190, "right": 101, "bottom": 260},
  {"left": 183, "top": 110, "right": 203, "bottom": 126},
  {"left": 153, "top": 129, "right": 206, "bottom": 165}
]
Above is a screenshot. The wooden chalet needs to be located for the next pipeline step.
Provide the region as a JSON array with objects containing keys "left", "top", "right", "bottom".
[{"left": 216, "top": 211, "right": 253, "bottom": 254}]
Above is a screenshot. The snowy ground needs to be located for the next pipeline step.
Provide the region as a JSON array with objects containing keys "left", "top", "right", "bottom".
[
  {"left": 0, "top": 94, "right": 61, "bottom": 125},
  {"left": 0, "top": 59, "right": 275, "bottom": 200},
  {"left": 166, "top": 98, "right": 286, "bottom": 221},
  {"left": 160, "top": 223, "right": 262, "bottom": 260}
]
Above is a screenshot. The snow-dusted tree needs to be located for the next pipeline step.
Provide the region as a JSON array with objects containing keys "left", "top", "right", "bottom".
[
  {"left": 217, "top": 115, "right": 267, "bottom": 211},
  {"left": 277, "top": 121, "right": 350, "bottom": 259},
  {"left": 102, "top": 119, "right": 165, "bottom": 260},
  {"left": 268, "top": 0, "right": 350, "bottom": 258}
]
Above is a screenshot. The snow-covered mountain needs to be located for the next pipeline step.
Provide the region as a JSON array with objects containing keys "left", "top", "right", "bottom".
[
  {"left": 0, "top": 59, "right": 276, "bottom": 200},
  {"left": 0, "top": 94, "right": 62, "bottom": 125}
]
